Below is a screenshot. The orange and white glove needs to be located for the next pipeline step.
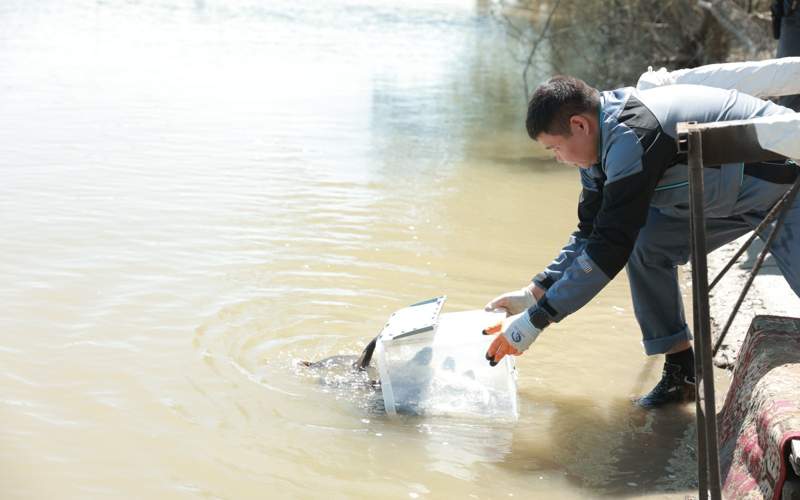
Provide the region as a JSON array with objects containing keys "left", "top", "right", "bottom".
[{"left": 483, "top": 311, "right": 542, "bottom": 366}]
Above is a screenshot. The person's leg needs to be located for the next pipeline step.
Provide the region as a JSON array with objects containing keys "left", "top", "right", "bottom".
[
  {"left": 743, "top": 183, "right": 800, "bottom": 297},
  {"left": 778, "top": 3, "right": 800, "bottom": 111},
  {"left": 627, "top": 209, "right": 754, "bottom": 355},
  {"left": 629, "top": 209, "right": 753, "bottom": 407}
]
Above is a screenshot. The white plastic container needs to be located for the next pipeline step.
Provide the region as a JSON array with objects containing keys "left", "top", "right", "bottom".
[{"left": 375, "top": 297, "right": 518, "bottom": 420}]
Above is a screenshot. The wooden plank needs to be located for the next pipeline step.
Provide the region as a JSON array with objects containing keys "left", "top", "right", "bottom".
[{"left": 677, "top": 121, "right": 788, "bottom": 165}]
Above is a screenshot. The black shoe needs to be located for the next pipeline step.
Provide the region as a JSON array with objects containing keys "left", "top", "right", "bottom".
[{"left": 636, "top": 362, "right": 696, "bottom": 408}]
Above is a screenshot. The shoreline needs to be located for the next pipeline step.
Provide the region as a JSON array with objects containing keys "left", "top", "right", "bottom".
[
  {"left": 707, "top": 235, "right": 800, "bottom": 369},
  {"left": 655, "top": 233, "right": 800, "bottom": 498}
]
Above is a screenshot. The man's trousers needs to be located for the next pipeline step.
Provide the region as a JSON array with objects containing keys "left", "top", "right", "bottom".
[{"left": 626, "top": 175, "right": 800, "bottom": 355}]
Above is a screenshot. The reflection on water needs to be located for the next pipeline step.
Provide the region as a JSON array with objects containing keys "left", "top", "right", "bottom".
[
  {"left": 0, "top": 0, "right": 698, "bottom": 498},
  {"left": 507, "top": 391, "right": 698, "bottom": 495}
]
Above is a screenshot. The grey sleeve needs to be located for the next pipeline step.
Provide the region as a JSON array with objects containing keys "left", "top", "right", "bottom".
[
  {"left": 536, "top": 115, "right": 671, "bottom": 323},
  {"left": 533, "top": 168, "right": 602, "bottom": 290}
]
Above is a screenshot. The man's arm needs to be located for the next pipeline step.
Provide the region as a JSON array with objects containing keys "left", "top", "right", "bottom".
[
  {"left": 533, "top": 167, "right": 603, "bottom": 292},
  {"left": 485, "top": 168, "right": 602, "bottom": 315},
  {"left": 487, "top": 109, "right": 676, "bottom": 362},
  {"left": 536, "top": 111, "right": 675, "bottom": 326}
]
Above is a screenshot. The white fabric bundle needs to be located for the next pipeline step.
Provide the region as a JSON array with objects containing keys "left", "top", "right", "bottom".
[
  {"left": 637, "top": 58, "right": 800, "bottom": 160},
  {"left": 637, "top": 57, "right": 800, "bottom": 98}
]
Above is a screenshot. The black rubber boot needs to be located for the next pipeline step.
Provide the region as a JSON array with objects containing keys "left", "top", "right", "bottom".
[{"left": 636, "top": 362, "right": 696, "bottom": 408}]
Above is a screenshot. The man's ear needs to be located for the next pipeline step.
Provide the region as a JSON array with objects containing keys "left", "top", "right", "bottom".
[{"left": 569, "top": 114, "right": 591, "bottom": 135}]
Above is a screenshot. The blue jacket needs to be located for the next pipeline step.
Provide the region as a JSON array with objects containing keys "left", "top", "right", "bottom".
[{"left": 529, "top": 85, "right": 796, "bottom": 328}]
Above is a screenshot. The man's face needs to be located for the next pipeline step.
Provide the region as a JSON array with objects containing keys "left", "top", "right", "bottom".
[{"left": 536, "top": 115, "right": 598, "bottom": 168}]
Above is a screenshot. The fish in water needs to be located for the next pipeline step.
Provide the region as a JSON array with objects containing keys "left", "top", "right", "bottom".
[
  {"left": 299, "top": 336, "right": 380, "bottom": 388},
  {"left": 300, "top": 336, "right": 436, "bottom": 415}
]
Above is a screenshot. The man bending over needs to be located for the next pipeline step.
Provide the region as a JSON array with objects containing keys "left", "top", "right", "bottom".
[{"left": 484, "top": 76, "right": 800, "bottom": 408}]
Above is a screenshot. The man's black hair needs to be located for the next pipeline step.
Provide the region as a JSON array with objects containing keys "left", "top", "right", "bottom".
[{"left": 526, "top": 76, "right": 600, "bottom": 139}]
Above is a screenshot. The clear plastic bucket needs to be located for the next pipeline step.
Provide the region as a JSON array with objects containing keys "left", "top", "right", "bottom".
[{"left": 376, "top": 304, "right": 518, "bottom": 421}]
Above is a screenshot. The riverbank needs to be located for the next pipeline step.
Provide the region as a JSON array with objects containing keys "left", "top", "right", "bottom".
[
  {"left": 655, "top": 234, "right": 800, "bottom": 498},
  {"left": 708, "top": 235, "right": 800, "bottom": 369}
]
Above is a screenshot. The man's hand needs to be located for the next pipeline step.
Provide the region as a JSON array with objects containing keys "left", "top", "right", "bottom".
[
  {"left": 484, "top": 284, "right": 544, "bottom": 315},
  {"left": 483, "top": 311, "right": 542, "bottom": 366}
]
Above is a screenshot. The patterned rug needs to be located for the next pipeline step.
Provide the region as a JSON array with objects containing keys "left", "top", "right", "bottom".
[{"left": 718, "top": 315, "right": 800, "bottom": 500}]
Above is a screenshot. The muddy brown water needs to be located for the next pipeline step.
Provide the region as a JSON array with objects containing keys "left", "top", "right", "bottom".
[{"left": 1, "top": 1, "right": 704, "bottom": 498}]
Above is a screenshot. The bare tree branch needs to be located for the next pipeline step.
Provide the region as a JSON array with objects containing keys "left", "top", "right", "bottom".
[
  {"left": 696, "top": 0, "right": 770, "bottom": 56},
  {"left": 493, "top": 0, "right": 775, "bottom": 98},
  {"left": 521, "top": 0, "right": 562, "bottom": 98}
]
